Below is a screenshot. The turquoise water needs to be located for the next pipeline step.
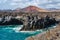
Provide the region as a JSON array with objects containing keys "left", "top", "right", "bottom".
[{"left": 0, "top": 25, "right": 43, "bottom": 40}]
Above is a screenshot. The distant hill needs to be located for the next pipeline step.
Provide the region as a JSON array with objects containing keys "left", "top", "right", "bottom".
[
  {"left": 15, "top": 6, "right": 50, "bottom": 13},
  {"left": 47, "top": 8, "right": 60, "bottom": 12},
  {"left": 0, "top": 6, "right": 60, "bottom": 13}
]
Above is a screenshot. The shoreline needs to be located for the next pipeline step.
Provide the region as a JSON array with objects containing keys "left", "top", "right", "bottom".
[{"left": 26, "top": 24, "right": 58, "bottom": 40}]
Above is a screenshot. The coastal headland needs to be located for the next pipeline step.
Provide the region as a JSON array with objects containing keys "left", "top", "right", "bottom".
[{"left": 26, "top": 23, "right": 60, "bottom": 40}]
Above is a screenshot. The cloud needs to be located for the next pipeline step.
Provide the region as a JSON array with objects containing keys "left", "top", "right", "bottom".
[
  {"left": 3, "top": 0, "right": 7, "bottom": 3},
  {"left": 10, "top": 0, "right": 49, "bottom": 8},
  {"left": 9, "top": 0, "right": 60, "bottom": 9},
  {"left": 42, "top": 2, "right": 60, "bottom": 9},
  {"left": 0, "top": 0, "right": 60, "bottom": 9},
  {"left": 0, "top": 0, "right": 7, "bottom": 3},
  {"left": 57, "top": 3, "right": 60, "bottom": 6},
  {"left": 0, "top": 1, "right": 1, "bottom": 3},
  {"left": 10, "top": 3, "right": 18, "bottom": 6}
]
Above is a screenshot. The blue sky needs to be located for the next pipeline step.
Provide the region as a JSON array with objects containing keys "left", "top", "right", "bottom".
[{"left": 0, "top": 0, "right": 60, "bottom": 10}]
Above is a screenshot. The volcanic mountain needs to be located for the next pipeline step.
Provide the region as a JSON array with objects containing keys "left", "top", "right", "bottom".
[{"left": 15, "top": 6, "right": 50, "bottom": 13}]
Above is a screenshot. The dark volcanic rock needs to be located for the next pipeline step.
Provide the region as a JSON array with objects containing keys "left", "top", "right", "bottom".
[
  {"left": 0, "top": 18, "right": 23, "bottom": 25},
  {"left": 20, "top": 16, "right": 58, "bottom": 31}
]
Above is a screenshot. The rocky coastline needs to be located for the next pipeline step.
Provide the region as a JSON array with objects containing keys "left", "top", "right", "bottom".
[
  {"left": 0, "top": 10, "right": 60, "bottom": 31},
  {"left": 0, "top": 16, "right": 23, "bottom": 25},
  {"left": 26, "top": 23, "right": 60, "bottom": 40},
  {"left": 20, "top": 15, "right": 59, "bottom": 31},
  {"left": 0, "top": 14, "right": 59, "bottom": 31}
]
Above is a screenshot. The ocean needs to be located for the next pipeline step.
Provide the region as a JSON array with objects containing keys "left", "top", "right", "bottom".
[{"left": 0, "top": 25, "right": 45, "bottom": 40}]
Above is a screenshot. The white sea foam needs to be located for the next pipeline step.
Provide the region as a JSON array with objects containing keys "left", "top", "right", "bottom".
[
  {"left": 12, "top": 26, "right": 43, "bottom": 34},
  {"left": 12, "top": 25, "right": 23, "bottom": 32},
  {"left": 2, "top": 25, "right": 23, "bottom": 32},
  {"left": 20, "top": 31, "right": 35, "bottom": 34},
  {"left": 12, "top": 26, "right": 44, "bottom": 34},
  {"left": 11, "top": 25, "right": 57, "bottom": 35},
  {"left": 3, "top": 25, "right": 56, "bottom": 34},
  {"left": 14, "top": 29, "right": 43, "bottom": 34},
  {"left": 36, "top": 29, "right": 43, "bottom": 32},
  {"left": 53, "top": 26, "right": 56, "bottom": 28}
]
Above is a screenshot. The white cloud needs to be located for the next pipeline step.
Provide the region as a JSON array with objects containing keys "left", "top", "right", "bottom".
[
  {"left": 12, "top": 0, "right": 25, "bottom": 1},
  {"left": 9, "top": 0, "right": 60, "bottom": 9},
  {"left": 10, "top": 3, "right": 18, "bottom": 6},
  {"left": 0, "top": 0, "right": 60, "bottom": 9},
  {"left": 3, "top": 0, "right": 7, "bottom": 3},
  {"left": 0, "top": 0, "right": 7, "bottom": 3},
  {"left": 57, "top": 3, "right": 60, "bottom": 6},
  {"left": 48, "top": 0, "right": 53, "bottom": 3},
  {"left": 10, "top": 0, "right": 49, "bottom": 8},
  {"left": 0, "top": 1, "right": 1, "bottom": 3}
]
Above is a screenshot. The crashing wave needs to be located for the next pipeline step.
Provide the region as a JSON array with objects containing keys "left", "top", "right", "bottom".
[
  {"left": 2, "top": 25, "right": 56, "bottom": 34},
  {"left": 13, "top": 26, "right": 44, "bottom": 34},
  {"left": 12, "top": 25, "right": 23, "bottom": 32}
]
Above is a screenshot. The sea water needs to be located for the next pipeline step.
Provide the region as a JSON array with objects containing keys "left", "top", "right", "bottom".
[
  {"left": 0, "top": 25, "right": 44, "bottom": 40},
  {"left": 0, "top": 25, "right": 56, "bottom": 40}
]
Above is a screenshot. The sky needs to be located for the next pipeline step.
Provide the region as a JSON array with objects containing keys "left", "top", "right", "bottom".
[{"left": 0, "top": 0, "right": 60, "bottom": 10}]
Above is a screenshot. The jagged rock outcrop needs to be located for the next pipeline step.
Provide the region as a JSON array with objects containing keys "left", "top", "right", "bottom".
[
  {"left": 20, "top": 15, "right": 58, "bottom": 31},
  {"left": 26, "top": 24, "right": 60, "bottom": 40},
  {"left": 0, "top": 16, "right": 23, "bottom": 25}
]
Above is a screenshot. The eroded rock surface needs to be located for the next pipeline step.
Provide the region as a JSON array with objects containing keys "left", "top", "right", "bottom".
[{"left": 26, "top": 24, "right": 60, "bottom": 40}]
